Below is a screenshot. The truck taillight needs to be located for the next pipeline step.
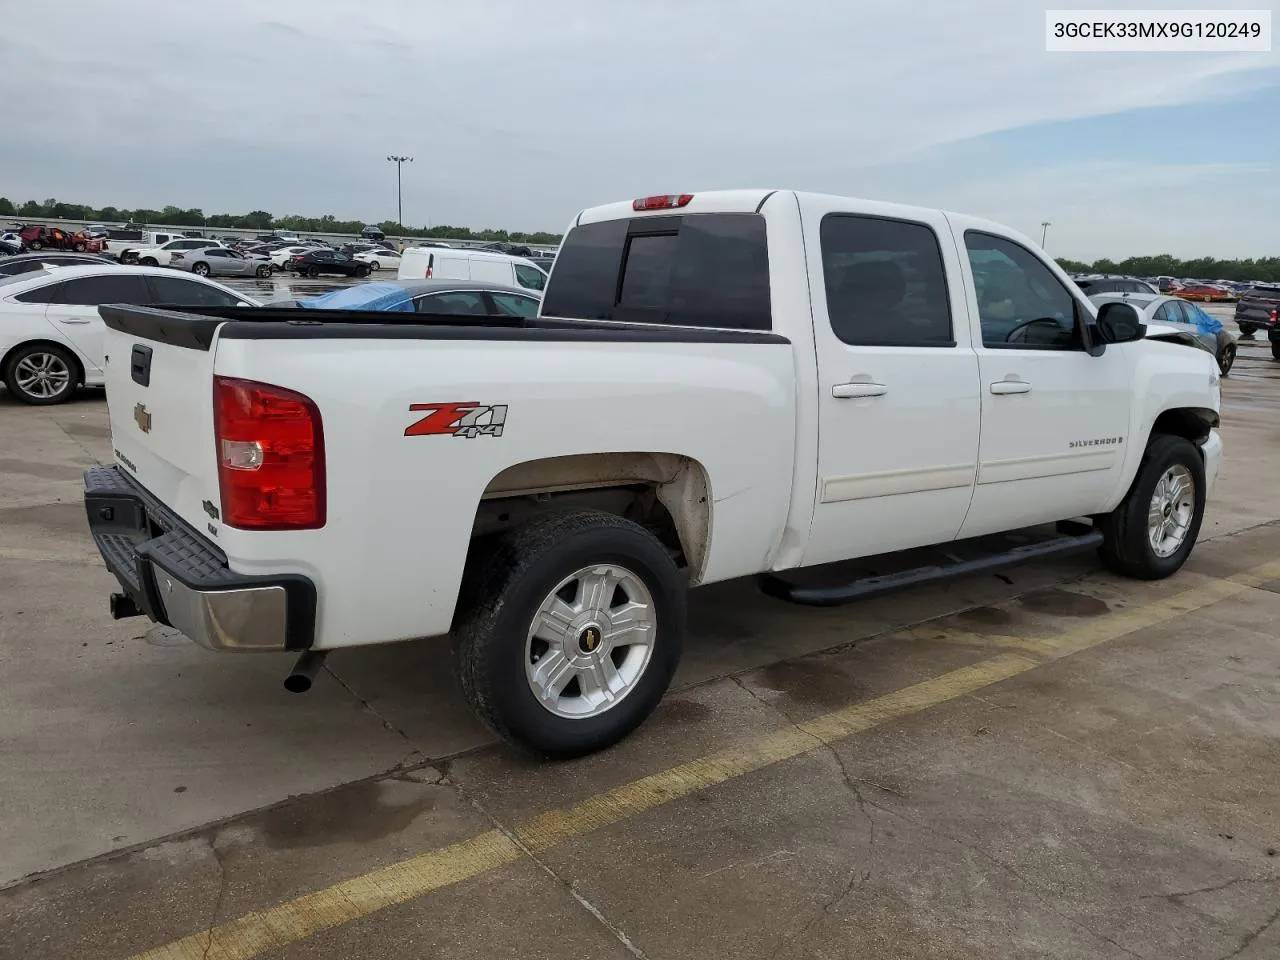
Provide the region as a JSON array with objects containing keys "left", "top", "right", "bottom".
[
  {"left": 1271, "top": 309, "right": 1278, "bottom": 323},
  {"left": 213, "top": 376, "right": 325, "bottom": 530}
]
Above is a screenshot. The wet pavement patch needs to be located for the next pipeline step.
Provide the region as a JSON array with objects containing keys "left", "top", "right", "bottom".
[
  {"left": 755, "top": 656, "right": 867, "bottom": 709},
  {"left": 248, "top": 778, "right": 440, "bottom": 851},
  {"left": 0, "top": 458, "right": 87, "bottom": 482},
  {"left": 0, "top": 501, "right": 88, "bottom": 536},
  {"left": 1018, "top": 587, "right": 1111, "bottom": 618}
]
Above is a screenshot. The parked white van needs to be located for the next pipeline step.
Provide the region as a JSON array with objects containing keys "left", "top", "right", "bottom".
[{"left": 397, "top": 247, "right": 548, "bottom": 291}]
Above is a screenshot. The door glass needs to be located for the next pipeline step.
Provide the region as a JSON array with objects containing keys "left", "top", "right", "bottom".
[
  {"left": 52, "top": 274, "right": 152, "bottom": 305},
  {"left": 1152, "top": 303, "right": 1179, "bottom": 324},
  {"left": 819, "top": 214, "right": 953, "bottom": 346},
  {"left": 490, "top": 293, "right": 540, "bottom": 318},
  {"left": 964, "top": 232, "right": 1079, "bottom": 349},
  {"left": 417, "top": 292, "right": 488, "bottom": 315},
  {"left": 13, "top": 281, "right": 65, "bottom": 303},
  {"left": 514, "top": 263, "right": 546, "bottom": 290}
]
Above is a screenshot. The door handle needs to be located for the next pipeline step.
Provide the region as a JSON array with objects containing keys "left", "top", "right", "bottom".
[
  {"left": 57, "top": 318, "right": 92, "bottom": 325},
  {"left": 832, "top": 382, "right": 888, "bottom": 399},
  {"left": 990, "top": 379, "right": 1031, "bottom": 395}
]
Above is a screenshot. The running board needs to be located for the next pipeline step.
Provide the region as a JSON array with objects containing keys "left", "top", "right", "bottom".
[{"left": 757, "top": 530, "right": 1104, "bottom": 607}]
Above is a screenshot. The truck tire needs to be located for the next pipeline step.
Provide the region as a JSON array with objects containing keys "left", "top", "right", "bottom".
[
  {"left": 453, "top": 510, "right": 686, "bottom": 758},
  {"left": 1096, "top": 434, "right": 1205, "bottom": 580},
  {"left": 1238, "top": 323, "right": 1255, "bottom": 339},
  {"left": 1272, "top": 340, "right": 1280, "bottom": 362}
]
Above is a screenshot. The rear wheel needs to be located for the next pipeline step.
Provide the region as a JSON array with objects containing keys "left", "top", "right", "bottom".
[
  {"left": 1238, "top": 324, "right": 1256, "bottom": 339},
  {"left": 29, "top": 240, "right": 43, "bottom": 251},
  {"left": 453, "top": 510, "right": 685, "bottom": 758},
  {"left": 307, "top": 266, "right": 320, "bottom": 278},
  {"left": 192, "top": 262, "right": 210, "bottom": 277},
  {"left": 1096, "top": 434, "right": 1205, "bottom": 580},
  {"left": 4, "top": 343, "right": 78, "bottom": 405},
  {"left": 1271, "top": 340, "right": 1280, "bottom": 362},
  {"left": 73, "top": 242, "right": 87, "bottom": 252}
]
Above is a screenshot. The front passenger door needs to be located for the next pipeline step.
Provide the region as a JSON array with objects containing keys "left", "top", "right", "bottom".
[{"left": 957, "top": 229, "right": 1131, "bottom": 539}]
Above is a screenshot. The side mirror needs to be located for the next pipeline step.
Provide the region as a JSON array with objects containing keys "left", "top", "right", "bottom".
[{"left": 1095, "top": 302, "right": 1146, "bottom": 344}]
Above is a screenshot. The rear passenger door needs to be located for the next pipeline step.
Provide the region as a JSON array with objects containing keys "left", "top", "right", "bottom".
[
  {"left": 43, "top": 273, "right": 154, "bottom": 375},
  {"left": 799, "top": 201, "right": 981, "bottom": 566}
]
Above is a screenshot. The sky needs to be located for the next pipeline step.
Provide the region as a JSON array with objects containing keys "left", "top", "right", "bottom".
[{"left": 3, "top": 0, "right": 1277, "bottom": 259}]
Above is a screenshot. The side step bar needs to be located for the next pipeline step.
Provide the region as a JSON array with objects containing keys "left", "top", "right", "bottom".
[{"left": 757, "top": 529, "right": 1104, "bottom": 608}]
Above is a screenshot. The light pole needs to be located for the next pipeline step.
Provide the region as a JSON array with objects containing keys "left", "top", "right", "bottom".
[
  {"left": 386, "top": 155, "right": 413, "bottom": 232},
  {"left": 1040, "top": 221, "right": 1051, "bottom": 248}
]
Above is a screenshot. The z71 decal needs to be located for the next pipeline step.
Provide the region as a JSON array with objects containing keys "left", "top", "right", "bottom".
[{"left": 405, "top": 402, "right": 508, "bottom": 438}]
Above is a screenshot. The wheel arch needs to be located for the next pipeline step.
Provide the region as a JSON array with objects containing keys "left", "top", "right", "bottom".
[
  {"left": 1150, "top": 406, "right": 1218, "bottom": 446},
  {"left": 474, "top": 452, "right": 714, "bottom": 583},
  {"left": 1, "top": 338, "right": 87, "bottom": 386}
]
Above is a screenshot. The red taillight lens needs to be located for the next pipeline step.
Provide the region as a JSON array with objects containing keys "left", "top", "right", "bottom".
[
  {"left": 632, "top": 194, "right": 693, "bottom": 211},
  {"left": 213, "top": 376, "right": 325, "bottom": 530},
  {"left": 1271, "top": 309, "right": 1278, "bottom": 323}
]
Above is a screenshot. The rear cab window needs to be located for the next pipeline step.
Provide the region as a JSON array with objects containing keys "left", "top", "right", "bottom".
[{"left": 540, "top": 213, "right": 771, "bottom": 330}]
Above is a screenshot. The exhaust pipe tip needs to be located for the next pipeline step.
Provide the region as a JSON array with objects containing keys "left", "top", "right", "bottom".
[
  {"left": 283, "top": 673, "right": 313, "bottom": 694},
  {"left": 284, "top": 651, "right": 327, "bottom": 694}
]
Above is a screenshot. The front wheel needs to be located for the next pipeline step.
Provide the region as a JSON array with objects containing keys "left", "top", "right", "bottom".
[
  {"left": 1217, "top": 341, "right": 1235, "bottom": 376},
  {"left": 1096, "top": 434, "right": 1205, "bottom": 580},
  {"left": 256, "top": 265, "right": 271, "bottom": 278},
  {"left": 453, "top": 510, "right": 686, "bottom": 758},
  {"left": 356, "top": 265, "right": 371, "bottom": 278},
  {"left": 29, "top": 240, "right": 43, "bottom": 251},
  {"left": 140, "top": 257, "right": 158, "bottom": 267}
]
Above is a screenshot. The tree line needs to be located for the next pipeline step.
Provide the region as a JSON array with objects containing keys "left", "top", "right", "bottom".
[
  {"left": 0, "top": 197, "right": 563, "bottom": 245},
  {"left": 1054, "top": 254, "right": 1280, "bottom": 284}
]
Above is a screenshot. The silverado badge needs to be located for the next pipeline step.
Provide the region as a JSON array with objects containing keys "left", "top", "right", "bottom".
[{"left": 133, "top": 403, "right": 152, "bottom": 434}]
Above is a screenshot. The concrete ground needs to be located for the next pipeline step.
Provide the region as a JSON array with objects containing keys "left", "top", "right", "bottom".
[{"left": 1, "top": 321, "right": 1278, "bottom": 959}]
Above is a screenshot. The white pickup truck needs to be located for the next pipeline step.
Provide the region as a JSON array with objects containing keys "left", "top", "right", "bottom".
[{"left": 83, "top": 189, "right": 1223, "bottom": 757}]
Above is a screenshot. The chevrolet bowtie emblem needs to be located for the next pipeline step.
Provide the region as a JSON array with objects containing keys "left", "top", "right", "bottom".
[{"left": 134, "top": 403, "right": 151, "bottom": 433}]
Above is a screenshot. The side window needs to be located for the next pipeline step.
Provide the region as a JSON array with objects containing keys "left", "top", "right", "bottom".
[
  {"left": 53, "top": 275, "right": 152, "bottom": 306},
  {"left": 14, "top": 281, "right": 65, "bottom": 303},
  {"left": 490, "top": 293, "right": 541, "bottom": 318},
  {"left": 1167, "top": 301, "right": 1195, "bottom": 323},
  {"left": 964, "top": 232, "right": 1080, "bottom": 350},
  {"left": 1152, "top": 303, "right": 1179, "bottom": 324},
  {"left": 514, "top": 263, "right": 547, "bottom": 291},
  {"left": 819, "top": 214, "right": 953, "bottom": 346},
  {"left": 416, "top": 292, "right": 488, "bottom": 315},
  {"left": 148, "top": 276, "right": 240, "bottom": 307},
  {"left": 540, "top": 213, "right": 771, "bottom": 330}
]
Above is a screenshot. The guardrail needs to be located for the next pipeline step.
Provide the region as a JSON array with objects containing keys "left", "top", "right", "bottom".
[{"left": 16, "top": 218, "right": 559, "bottom": 255}]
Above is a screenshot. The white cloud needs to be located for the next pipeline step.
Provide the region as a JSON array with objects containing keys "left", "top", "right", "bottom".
[{"left": 2, "top": 0, "right": 1276, "bottom": 253}]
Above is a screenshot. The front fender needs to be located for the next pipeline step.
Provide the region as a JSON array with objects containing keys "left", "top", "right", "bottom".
[{"left": 1104, "top": 341, "right": 1220, "bottom": 510}]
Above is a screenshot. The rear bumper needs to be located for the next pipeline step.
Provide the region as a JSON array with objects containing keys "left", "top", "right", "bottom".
[{"left": 83, "top": 465, "right": 316, "bottom": 651}]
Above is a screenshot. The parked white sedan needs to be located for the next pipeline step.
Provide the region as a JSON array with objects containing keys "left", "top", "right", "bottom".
[
  {"left": 354, "top": 248, "right": 402, "bottom": 271},
  {"left": 0, "top": 265, "right": 258, "bottom": 404}
]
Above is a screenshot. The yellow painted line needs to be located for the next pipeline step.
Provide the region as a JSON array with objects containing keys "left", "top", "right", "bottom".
[{"left": 131, "top": 558, "right": 1280, "bottom": 960}]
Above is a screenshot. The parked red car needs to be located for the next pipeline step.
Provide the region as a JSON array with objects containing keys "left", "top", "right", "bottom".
[
  {"left": 1175, "top": 282, "right": 1234, "bottom": 303},
  {"left": 16, "top": 225, "right": 73, "bottom": 251},
  {"left": 69, "top": 231, "right": 104, "bottom": 253}
]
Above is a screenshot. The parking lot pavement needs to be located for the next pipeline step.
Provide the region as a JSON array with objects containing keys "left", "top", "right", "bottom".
[{"left": 2, "top": 332, "right": 1279, "bottom": 959}]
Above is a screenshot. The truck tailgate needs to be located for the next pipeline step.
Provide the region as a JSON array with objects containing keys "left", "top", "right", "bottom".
[{"left": 100, "top": 306, "right": 222, "bottom": 534}]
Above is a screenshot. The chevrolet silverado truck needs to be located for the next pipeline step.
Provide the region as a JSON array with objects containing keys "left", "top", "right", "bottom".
[{"left": 83, "top": 189, "right": 1223, "bottom": 757}]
